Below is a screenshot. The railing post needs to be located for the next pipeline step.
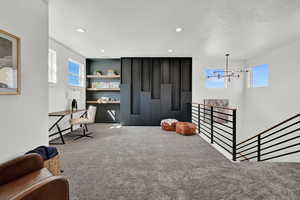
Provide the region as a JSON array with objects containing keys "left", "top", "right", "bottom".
[
  {"left": 198, "top": 104, "right": 200, "bottom": 134},
  {"left": 232, "top": 109, "right": 237, "bottom": 161},
  {"left": 210, "top": 106, "right": 214, "bottom": 144},
  {"left": 258, "top": 135, "right": 261, "bottom": 161}
]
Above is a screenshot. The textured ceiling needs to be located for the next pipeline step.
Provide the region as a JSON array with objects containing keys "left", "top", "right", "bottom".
[{"left": 49, "top": 0, "right": 300, "bottom": 59}]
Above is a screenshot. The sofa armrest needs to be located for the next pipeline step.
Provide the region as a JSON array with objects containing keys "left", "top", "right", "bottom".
[
  {"left": 14, "top": 176, "right": 69, "bottom": 200},
  {"left": 0, "top": 153, "right": 44, "bottom": 185}
]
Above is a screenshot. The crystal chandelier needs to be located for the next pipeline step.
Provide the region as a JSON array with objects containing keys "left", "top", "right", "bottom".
[{"left": 207, "top": 54, "right": 249, "bottom": 82}]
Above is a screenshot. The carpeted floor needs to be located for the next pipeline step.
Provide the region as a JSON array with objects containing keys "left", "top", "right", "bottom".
[{"left": 53, "top": 124, "right": 300, "bottom": 200}]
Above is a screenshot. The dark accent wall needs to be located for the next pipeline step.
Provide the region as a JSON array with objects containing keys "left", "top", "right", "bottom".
[{"left": 121, "top": 57, "right": 192, "bottom": 126}]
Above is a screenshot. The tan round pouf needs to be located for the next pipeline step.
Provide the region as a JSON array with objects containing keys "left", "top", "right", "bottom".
[{"left": 176, "top": 122, "right": 196, "bottom": 136}]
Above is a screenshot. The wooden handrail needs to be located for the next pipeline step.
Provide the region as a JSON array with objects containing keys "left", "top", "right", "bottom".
[
  {"left": 237, "top": 113, "right": 300, "bottom": 146},
  {"left": 192, "top": 102, "right": 237, "bottom": 111}
]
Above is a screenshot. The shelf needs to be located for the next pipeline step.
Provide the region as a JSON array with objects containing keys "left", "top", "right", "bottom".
[
  {"left": 87, "top": 75, "right": 120, "bottom": 79},
  {"left": 86, "top": 88, "right": 120, "bottom": 91},
  {"left": 87, "top": 101, "right": 120, "bottom": 104}
]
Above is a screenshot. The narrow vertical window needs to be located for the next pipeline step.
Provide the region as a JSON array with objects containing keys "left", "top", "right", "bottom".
[
  {"left": 48, "top": 49, "right": 57, "bottom": 83},
  {"left": 251, "top": 64, "right": 269, "bottom": 88},
  {"left": 68, "top": 59, "right": 84, "bottom": 87}
]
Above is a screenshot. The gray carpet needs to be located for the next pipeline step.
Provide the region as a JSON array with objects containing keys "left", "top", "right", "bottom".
[{"left": 53, "top": 124, "right": 300, "bottom": 200}]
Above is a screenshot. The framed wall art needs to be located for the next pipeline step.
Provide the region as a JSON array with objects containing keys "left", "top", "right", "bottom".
[{"left": 0, "top": 29, "right": 20, "bottom": 95}]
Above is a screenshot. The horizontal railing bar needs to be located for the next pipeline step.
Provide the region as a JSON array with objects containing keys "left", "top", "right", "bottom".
[
  {"left": 213, "top": 130, "right": 232, "bottom": 142},
  {"left": 192, "top": 114, "right": 198, "bottom": 118},
  {"left": 237, "top": 152, "right": 250, "bottom": 161},
  {"left": 212, "top": 110, "right": 233, "bottom": 116},
  {"left": 261, "top": 128, "right": 300, "bottom": 146},
  {"left": 236, "top": 149, "right": 258, "bottom": 158},
  {"left": 199, "top": 110, "right": 210, "bottom": 115},
  {"left": 260, "top": 150, "right": 300, "bottom": 162},
  {"left": 236, "top": 139, "right": 258, "bottom": 150},
  {"left": 261, "top": 121, "right": 300, "bottom": 140},
  {"left": 199, "top": 126, "right": 211, "bottom": 135},
  {"left": 213, "top": 140, "right": 232, "bottom": 154},
  {"left": 212, "top": 124, "right": 233, "bottom": 135},
  {"left": 199, "top": 118, "right": 211, "bottom": 126},
  {"left": 192, "top": 120, "right": 198, "bottom": 125},
  {"left": 240, "top": 154, "right": 258, "bottom": 161},
  {"left": 199, "top": 108, "right": 211, "bottom": 112},
  {"left": 261, "top": 142, "right": 300, "bottom": 157},
  {"left": 192, "top": 103, "right": 237, "bottom": 111},
  {"left": 193, "top": 102, "right": 236, "bottom": 110},
  {"left": 212, "top": 115, "right": 233, "bottom": 123},
  {"left": 237, "top": 113, "right": 300, "bottom": 146},
  {"left": 200, "top": 122, "right": 211, "bottom": 131},
  {"left": 213, "top": 135, "right": 233, "bottom": 148},
  {"left": 200, "top": 130, "right": 211, "bottom": 139},
  {"left": 199, "top": 115, "right": 212, "bottom": 122},
  {"left": 212, "top": 120, "right": 233, "bottom": 129},
  {"left": 236, "top": 144, "right": 258, "bottom": 154},
  {"left": 261, "top": 134, "right": 300, "bottom": 152}
]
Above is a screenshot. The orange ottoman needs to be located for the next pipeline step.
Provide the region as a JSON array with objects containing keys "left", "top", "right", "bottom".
[
  {"left": 161, "top": 119, "right": 178, "bottom": 131},
  {"left": 176, "top": 122, "right": 196, "bottom": 136}
]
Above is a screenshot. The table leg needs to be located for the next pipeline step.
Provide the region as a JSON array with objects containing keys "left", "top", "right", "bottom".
[{"left": 56, "top": 124, "right": 65, "bottom": 144}]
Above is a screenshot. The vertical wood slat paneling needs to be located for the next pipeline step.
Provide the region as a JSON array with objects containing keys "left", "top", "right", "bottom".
[
  {"left": 121, "top": 58, "right": 132, "bottom": 84},
  {"left": 152, "top": 58, "right": 161, "bottom": 99},
  {"left": 142, "top": 58, "right": 152, "bottom": 92},
  {"left": 161, "top": 58, "right": 170, "bottom": 84},
  {"left": 131, "top": 58, "right": 142, "bottom": 114},
  {"left": 120, "top": 57, "right": 192, "bottom": 125},
  {"left": 170, "top": 59, "right": 181, "bottom": 111},
  {"left": 181, "top": 58, "right": 192, "bottom": 92}
]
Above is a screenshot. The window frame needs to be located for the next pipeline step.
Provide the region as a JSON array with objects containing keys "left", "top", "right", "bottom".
[
  {"left": 67, "top": 58, "right": 85, "bottom": 88},
  {"left": 48, "top": 49, "right": 57, "bottom": 84}
]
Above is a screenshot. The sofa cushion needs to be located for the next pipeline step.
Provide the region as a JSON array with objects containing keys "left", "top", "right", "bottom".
[{"left": 0, "top": 168, "right": 52, "bottom": 200}]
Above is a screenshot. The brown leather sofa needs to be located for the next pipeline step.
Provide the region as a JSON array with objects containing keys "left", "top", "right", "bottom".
[{"left": 0, "top": 153, "right": 69, "bottom": 200}]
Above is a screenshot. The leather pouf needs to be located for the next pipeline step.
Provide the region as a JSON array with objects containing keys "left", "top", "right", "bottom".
[
  {"left": 161, "top": 119, "right": 178, "bottom": 131},
  {"left": 176, "top": 122, "right": 196, "bottom": 136}
]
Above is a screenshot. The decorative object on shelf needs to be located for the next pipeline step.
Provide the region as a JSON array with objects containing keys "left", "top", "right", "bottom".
[
  {"left": 91, "top": 81, "right": 120, "bottom": 89},
  {"left": 68, "top": 90, "right": 80, "bottom": 111},
  {"left": 206, "top": 54, "right": 249, "bottom": 82},
  {"left": 0, "top": 29, "right": 20, "bottom": 95},
  {"left": 97, "top": 97, "right": 110, "bottom": 104},
  {"left": 107, "top": 69, "right": 116, "bottom": 76},
  {"left": 95, "top": 70, "right": 102, "bottom": 76}
]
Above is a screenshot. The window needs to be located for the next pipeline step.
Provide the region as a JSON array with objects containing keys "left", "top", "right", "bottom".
[
  {"left": 68, "top": 59, "right": 84, "bottom": 87},
  {"left": 205, "top": 69, "right": 225, "bottom": 88},
  {"left": 48, "top": 49, "right": 57, "bottom": 83},
  {"left": 251, "top": 64, "right": 269, "bottom": 88}
]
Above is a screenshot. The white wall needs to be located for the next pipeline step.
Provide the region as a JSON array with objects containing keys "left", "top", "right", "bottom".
[
  {"left": 48, "top": 38, "right": 86, "bottom": 137},
  {"left": 192, "top": 39, "right": 300, "bottom": 162},
  {"left": 0, "top": 0, "right": 48, "bottom": 162},
  {"left": 242, "top": 40, "right": 300, "bottom": 162},
  {"left": 192, "top": 56, "right": 246, "bottom": 137}
]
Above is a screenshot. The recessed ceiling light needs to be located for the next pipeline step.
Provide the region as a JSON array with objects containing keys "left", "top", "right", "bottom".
[
  {"left": 76, "top": 28, "right": 86, "bottom": 33},
  {"left": 101, "top": 49, "right": 105, "bottom": 53},
  {"left": 175, "top": 27, "right": 183, "bottom": 32},
  {"left": 168, "top": 49, "right": 173, "bottom": 53}
]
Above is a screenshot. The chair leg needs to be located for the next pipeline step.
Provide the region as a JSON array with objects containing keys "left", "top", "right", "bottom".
[
  {"left": 74, "top": 124, "right": 93, "bottom": 141},
  {"left": 84, "top": 124, "right": 89, "bottom": 132}
]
